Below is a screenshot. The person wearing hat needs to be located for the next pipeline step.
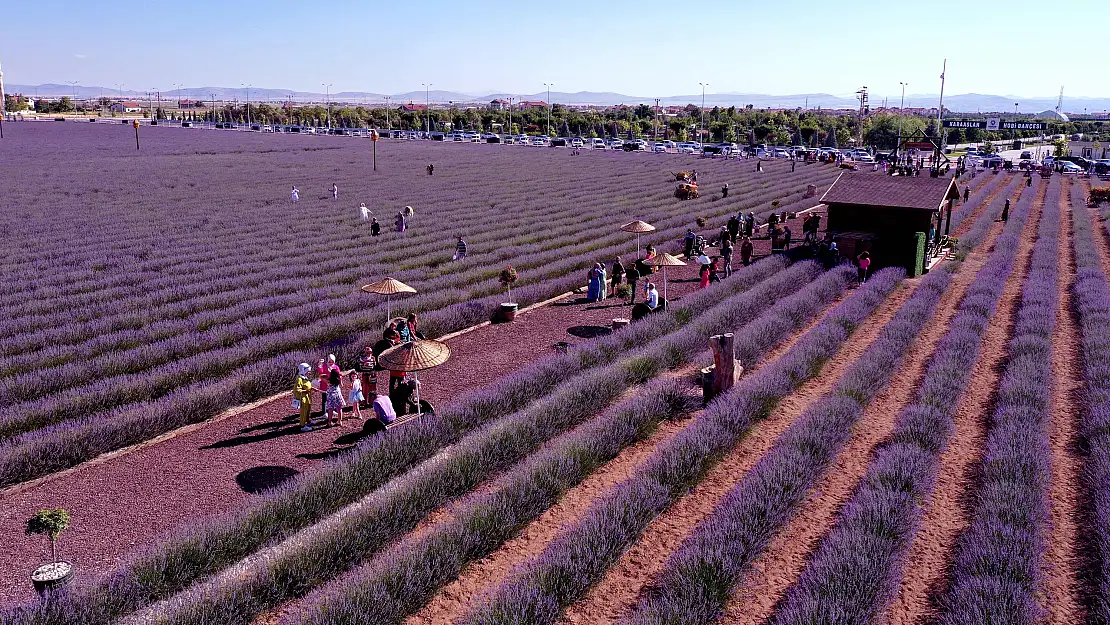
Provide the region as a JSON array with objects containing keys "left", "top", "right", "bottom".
[{"left": 293, "top": 363, "right": 317, "bottom": 432}]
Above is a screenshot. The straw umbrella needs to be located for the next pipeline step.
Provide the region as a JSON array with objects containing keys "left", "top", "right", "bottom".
[
  {"left": 620, "top": 220, "right": 656, "bottom": 258},
  {"left": 360, "top": 277, "right": 417, "bottom": 323},
  {"left": 645, "top": 252, "right": 686, "bottom": 302},
  {"left": 377, "top": 339, "right": 451, "bottom": 417}
]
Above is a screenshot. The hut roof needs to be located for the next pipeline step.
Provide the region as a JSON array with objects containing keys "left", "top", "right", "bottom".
[{"left": 820, "top": 173, "right": 959, "bottom": 211}]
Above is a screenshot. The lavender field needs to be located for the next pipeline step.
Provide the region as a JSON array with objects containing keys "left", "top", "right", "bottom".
[
  {"left": 2, "top": 121, "right": 1102, "bottom": 625},
  {"left": 0, "top": 122, "right": 837, "bottom": 487}
]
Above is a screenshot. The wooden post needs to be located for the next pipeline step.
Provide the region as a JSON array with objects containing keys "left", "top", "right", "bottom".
[
  {"left": 944, "top": 198, "right": 953, "bottom": 235},
  {"left": 133, "top": 119, "right": 140, "bottom": 150},
  {"left": 709, "top": 333, "right": 742, "bottom": 397}
]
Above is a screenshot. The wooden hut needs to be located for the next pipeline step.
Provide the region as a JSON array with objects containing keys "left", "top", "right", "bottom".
[{"left": 820, "top": 173, "right": 959, "bottom": 276}]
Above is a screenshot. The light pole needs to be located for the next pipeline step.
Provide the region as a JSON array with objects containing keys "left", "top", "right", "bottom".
[
  {"left": 654, "top": 98, "right": 660, "bottom": 142},
  {"left": 385, "top": 95, "right": 391, "bottom": 130},
  {"left": 243, "top": 83, "right": 251, "bottom": 126},
  {"left": 897, "top": 82, "right": 907, "bottom": 160},
  {"left": 67, "top": 81, "right": 79, "bottom": 116},
  {"left": 507, "top": 97, "right": 513, "bottom": 135},
  {"left": 1013, "top": 102, "right": 1019, "bottom": 142},
  {"left": 855, "top": 86, "right": 868, "bottom": 147},
  {"left": 422, "top": 83, "right": 432, "bottom": 134},
  {"left": 699, "top": 82, "right": 708, "bottom": 145},
  {"left": 544, "top": 82, "right": 554, "bottom": 136},
  {"left": 116, "top": 84, "right": 124, "bottom": 113},
  {"left": 322, "top": 83, "right": 332, "bottom": 129}
]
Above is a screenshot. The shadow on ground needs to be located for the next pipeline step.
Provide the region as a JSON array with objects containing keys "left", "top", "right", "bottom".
[{"left": 235, "top": 465, "right": 300, "bottom": 494}]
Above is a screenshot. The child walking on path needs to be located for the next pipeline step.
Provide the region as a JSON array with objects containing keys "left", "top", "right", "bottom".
[{"left": 325, "top": 369, "right": 346, "bottom": 427}]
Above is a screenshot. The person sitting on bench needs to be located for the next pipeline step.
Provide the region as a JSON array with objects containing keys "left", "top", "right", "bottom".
[{"left": 372, "top": 393, "right": 396, "bottom": 426}]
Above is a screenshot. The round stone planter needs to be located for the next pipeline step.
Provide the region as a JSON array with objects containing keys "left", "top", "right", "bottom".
[
  {"left": 31, "top": 561, "right": 74, "bottom": 595},
  {"left": 499, "top": 302, "right": 519, "bottom": 322}
]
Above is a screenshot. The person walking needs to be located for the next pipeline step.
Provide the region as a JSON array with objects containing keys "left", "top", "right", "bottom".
[
  {"left": 291, "top": 186, "right": 299, "bottom": 203},
  {"left": 857, "top": 251, "right": 871, "bottom": 283},
  {"left": 359, "top": 203, "right": 370, "bottom": 221},
  {"left": 963, "top": 186, "right": 970, "bottom": 203},
  {"left": 684, "top": 229, "right": 697, "bottom": 258},
  {"left": 395, "top": 211, "right": 406, "bottom": 234},
  {"left": 1000, "top": 198, "right": 1010, "bottom": 222},
  {"left": 371, "top": 217, "right": 381, "bottom": 236},
  {"left": 720, "top": 237, "right": 733, "bottom": 277},
  {"left": 699, "top": 262, "right": 710, "bottom": 289},
  {"left": 454, "top": 236, "right": 467, "bottom": 260},
  {"left": 757, "top": 160, "right": 763, "bottom": 172},
  {"left": 727, "top": 213, "right": 741, "bottom": 243},
  {"left": 332, "top": 183, "right": 339, "bottom": 201},
  {"left": 791, "top": 159, "right": 796, "bottom": 172},
  {"left": 740, "top": 236, "right": 754, "bottom": 266},
  {"left": 611, "top": 256, "right": 625, "bottom": 292},
  {"left": 427, "top": 164, "right": 434, "bottom": 176},
  {"left": 626, "top": 265, "right": 639, "bottom": 304},
  {"left": 293, "top": 363, "right": 316, "bottom": 432},
  {"left": 722, "top": 183, "right": 729, "bottom": 198},
  {"left": 783, "top": 224, "right": 792, "bottom": 250}
]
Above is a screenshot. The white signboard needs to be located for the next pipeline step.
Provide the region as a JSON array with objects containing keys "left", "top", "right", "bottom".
[{"left": 986, "top": 117, "right": 1001, "bottom": 131}]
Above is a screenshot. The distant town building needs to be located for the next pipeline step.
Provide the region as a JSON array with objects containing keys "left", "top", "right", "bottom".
[
  {"left": 489, "top": 99, "right": 509, "bottom": 111},
  {"left": 399, "top": 102, "right": 427, "bottom": 112},
  {"left": 177, "top": 99, "right": 204, "bottom": 108},
  {"left": 517, "top": 100, "right": 547, "bottom": 110},
  {"left": 109, "top": 101, "right": 143, "bottom": 113}
]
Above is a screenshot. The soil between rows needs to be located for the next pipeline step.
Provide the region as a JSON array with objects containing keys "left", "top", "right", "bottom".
[
  {"left": 887, "top": 178, "right": 1045, "bottom": 625},
  {"left": 554, "top": 278, "right": 914, "bottom": 624},
  {"left": 1040, "top": 178, "right": 1086, "bottom": 624}
]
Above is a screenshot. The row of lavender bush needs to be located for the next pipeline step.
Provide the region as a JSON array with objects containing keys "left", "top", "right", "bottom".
[
  {"left": 766, "top": 175, "right": 1040, "bottom": 625},
  {"left": 133, "top": 262, "right": 845, "bottom": 625},
  {"left": 953, "top": 174, "right": 1025, "bottom": 258},
  {"left": 0, "top": 168, "right": 834, "bottom": 444},
  {"left": 936, "top": 167, "right": 1062, "bottom": 624},
  {"left": 460, "top": 266, "right": 901, "bottom": 625},
  {"left": 1071, "top": 181, "right": 1110, "bottom": 624},
  {"left": 624, "top": 263, "right": 949, "bottom": 624},
  {"left": 0, "top": 257, "right": 799, "bottom": 625}
]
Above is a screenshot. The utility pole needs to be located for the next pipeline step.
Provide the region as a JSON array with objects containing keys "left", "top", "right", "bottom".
[
  {"left": 654, "top": 98, "right": 660, "bottom": 142},
  {"left": 699, "top": 82, "right": 709, "bottom": 144},
  {"left": 936, "top": 59, "right": 947, "bottom": 156},
  {"left": 422, "top": 83, "right": 432, "bottom": 134},
  {"left": 544, "top": 82, "right": 554, "bottom": 136},
  {"left": 507, "top": 97, "right": 512, "bottom": 135},
  {"left": 855, "top": 86, "right": 868, "bottom": 148},
  {"left": 897, "top": 81, "right": 907, "bottom": 159},
  {"left": 243, "top": 83, "right": 251, "bottom": 126},
  {"left": 322, "top": 83, "right": 332, "bottom": 129},
  {"left": 385, "top": 95, "right": 391, "bottom": 130}
]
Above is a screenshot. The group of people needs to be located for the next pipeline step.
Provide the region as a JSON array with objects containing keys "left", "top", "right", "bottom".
[
  {"left": 588, "top": 247, "right": 661, "bottom": 309},
  {"left": 291, "top": 313, "right": 426, "bottom": 433},
  {"left": 290, "top": 183, "right": 340, "bottom": 203}
]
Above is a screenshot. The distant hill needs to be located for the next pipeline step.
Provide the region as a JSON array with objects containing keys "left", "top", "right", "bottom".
[{"left": 7, "top": 83, "right": 1109, "bottom": 114}]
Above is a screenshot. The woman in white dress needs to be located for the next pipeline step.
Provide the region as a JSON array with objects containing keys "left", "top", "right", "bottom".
[
  {"left": 359, "top": 203, "right": 370, "bottom": 221},
  {"left": 291, "top": 186, "right": 299, "bottom": 203}
]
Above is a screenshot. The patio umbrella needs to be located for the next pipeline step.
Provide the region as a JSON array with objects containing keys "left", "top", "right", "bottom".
[
  {"left": 377, "top": 339, "right": 451, "bottom": 417},
  {"left": 620, "top": 220, "right": 656, "bottom": 258},
  {"left": 360, "top": 277, "right": 417, "bottom": 322},
  {"left": 645, "top": 252, "right": 686, "bottom": 302}
]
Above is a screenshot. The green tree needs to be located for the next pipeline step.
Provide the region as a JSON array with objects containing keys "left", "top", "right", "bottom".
[
  {"left": 824, "top": 126, "right": 838, "bottom": 148},
  {"left": 27, "top": 508, "right": 70, "bottom": 563},
  {"left": 1053, "top": 138, "right": 1069, "bottom": 157}
]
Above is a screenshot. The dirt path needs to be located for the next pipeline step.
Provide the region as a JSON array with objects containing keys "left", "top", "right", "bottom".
[
  {"left": 719, "top": 210, "right": 1009, "bottom": 624},
  {"left": 556, "top": 278, "right": 916, "bottom": 625},
  {"left": 886, "top": 181, "right": 1045, "bottom": 625},
  {"left": 1040, "top": 179, "right": 1086, "bottom": 624},
  {"left": 0, "top": 264, "right": 704, "bottom": 605}
]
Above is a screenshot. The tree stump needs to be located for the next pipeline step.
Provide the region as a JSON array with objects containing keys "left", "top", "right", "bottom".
[{"left": 709, "top": 333, "right": 742, "bottom": 398}]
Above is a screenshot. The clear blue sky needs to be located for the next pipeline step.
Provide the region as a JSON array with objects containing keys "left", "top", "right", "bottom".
[{"left": 3, "top": 0, "right": 1105, "bottom": 99}]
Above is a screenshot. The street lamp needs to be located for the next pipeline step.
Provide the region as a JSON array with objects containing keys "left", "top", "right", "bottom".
[
  {"left": 422, "top": 83, "right": 432, "bottom": 134},
  {"left": 322, "top": 83, "right": 332, "bottom": 129},
  {"left": 67, "top": 81, "right": 79, "bottom": 115},
  {"left": 699, "top": 82, "right": 709, "bottom": 144},
  {"left": 855, "top": 86, "right": 869, "bottom": 146},
  {"left": 507, "top": 97, "right": 513, "bottom": 136},
  {"left": 544, "top": 82, "right": 554, "bottom": 136},
  {"left": 897, "top": 82, "right": 907, "bottom": 161},
  {"left": 384, "top": 95, "right": 391, "bottom": 130}
]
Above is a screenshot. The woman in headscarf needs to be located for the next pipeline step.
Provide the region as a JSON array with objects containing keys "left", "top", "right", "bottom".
[
  {"left": 587, "top": 263, "right": 603, "bottom": 302},
  {"left": 293, "top": 363, "right": 316, "bottom": 432},
  {"left": 395, "top": 211, "right": 406, "bottom": 234},
  {"left": 599, "top": 263, "right": 608, "bottom": 300}
]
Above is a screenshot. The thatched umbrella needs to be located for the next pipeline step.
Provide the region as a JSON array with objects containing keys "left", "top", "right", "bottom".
[
  {"left": 377, "top": 339, "right": 451, "bottom": 417},
  {"left": 360, "top": 277, "right": 417, "bottom": 322},
  {"left": 645, "top": 252, "right": 686, "bottom": 302},
  {"left": 620, "top": 220, "right": 656, "bottom": 258}
]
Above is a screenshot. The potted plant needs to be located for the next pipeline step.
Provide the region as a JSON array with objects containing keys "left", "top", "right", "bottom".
[
  {"left": 27, "top": 508, "right": 74, "bottom": 594},
  {"left": 499, "top": 266, "right": 519, "bottom": 322}
]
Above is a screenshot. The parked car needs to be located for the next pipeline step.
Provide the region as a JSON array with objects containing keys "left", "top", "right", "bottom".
[
  {"left": 773, "top": 148, "right": 790, "bottom": 159},
  {"left": 531, "top": 136, "right": 548, "bottom": 146},
  {"left": 570, "top": 137, "right": 584, "bottom": 148},
  {"left": 1060, "top": 161, "right": 1084, "bottom": 174},
  {"left": 677, "top": 143, "right": 697, "bottom": 154},
  {"left": 1020, "top": 150, "right": 1033, "bottom": 160},
  {"left": 856, "top": 154, "right": 876, "bottom": 163},
  {"left": 653, "top": 143, "right": 668, "bottom": 153},
  {"left": 590, "top": 138, "right": 606, "bottom": 149}
]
